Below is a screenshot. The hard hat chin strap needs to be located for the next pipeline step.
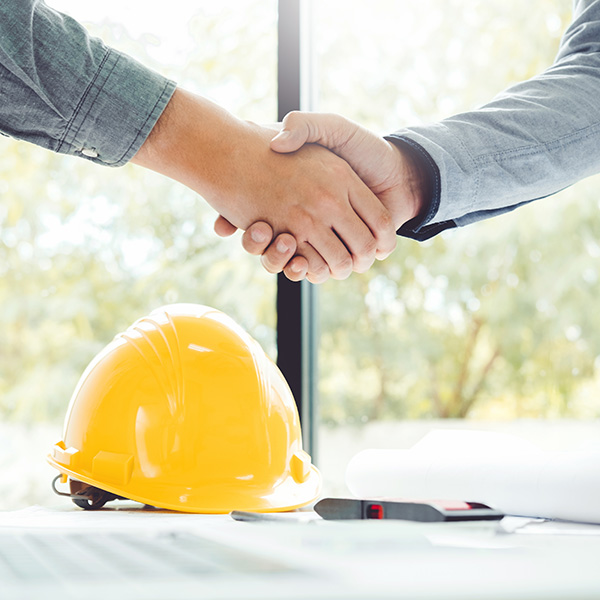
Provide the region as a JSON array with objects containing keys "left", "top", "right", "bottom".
[{"left": 51, "top": 475, "right": 124, "bottom": 510}]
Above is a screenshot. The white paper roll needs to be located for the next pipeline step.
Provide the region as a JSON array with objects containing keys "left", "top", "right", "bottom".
[{"left": 345, "top": 430, "right": 600, "bottom": 523}]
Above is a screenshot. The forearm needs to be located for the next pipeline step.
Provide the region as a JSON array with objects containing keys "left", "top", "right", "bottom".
[
  {"left": 395, "top": 0, "right": 600, "bottom": 238},
  {"left": 132, "top": 86, "right": 398, "bottom": 277},
  {"left": 132, "top": 88, "right": 286, "bottom": 230},
  {"left": 132, "top": 89, "right": 242, "bottom": 198},
  {"left": 0, "top": 0, "right": 175, "bottom": 166}
]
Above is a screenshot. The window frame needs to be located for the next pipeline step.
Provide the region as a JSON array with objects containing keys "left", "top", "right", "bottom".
[{"left": 276, "top": 0, "right": 318, "bottom": 459}]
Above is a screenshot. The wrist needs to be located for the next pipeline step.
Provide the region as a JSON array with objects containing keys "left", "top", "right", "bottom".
[
  {"left": 400, "top": 144, "right": 430, "bottom": 220},
  {"left": 385, "top": 137, "right": 433, "bottom": 228},
  {"left": 131, "top": 87, "right": 245, "bottom": 202},
  {"left": 390, "top": 143, "right": 431, "bottom": 220}
]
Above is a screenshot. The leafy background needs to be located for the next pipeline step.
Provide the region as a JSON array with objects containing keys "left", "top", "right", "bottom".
[
  {"left": 314, "top": 0, "right": 600, "bottom": 425},
  {"left": 3, "top": 0, "right": 599, "bottom": 505}
]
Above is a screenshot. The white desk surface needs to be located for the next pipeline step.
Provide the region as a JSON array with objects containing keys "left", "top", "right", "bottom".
[{"left": 2, "top": 505, "right": 600, "bottom": 600}]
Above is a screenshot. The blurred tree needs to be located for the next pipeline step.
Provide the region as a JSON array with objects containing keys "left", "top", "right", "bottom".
[
  {"left": 0, "top": 2, "right": 277, "bottom": 422},
  {"left": 3, "top": 0, "right": 598, "bottom": 429},
  {"left": 316, "top": 0, "right": 600, "bottom": 423}
]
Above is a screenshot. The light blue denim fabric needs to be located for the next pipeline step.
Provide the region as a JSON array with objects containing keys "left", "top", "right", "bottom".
[
  {"left": 0, "top": 0, "right": 176, "bottom": 167},
  {"left": 394, "top": 0, "right": 600, "bottom": 240}
]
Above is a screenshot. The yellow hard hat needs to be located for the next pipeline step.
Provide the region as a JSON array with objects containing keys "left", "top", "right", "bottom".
[{"left": 48, "top": 304, "right": 321, "bottom": 512}]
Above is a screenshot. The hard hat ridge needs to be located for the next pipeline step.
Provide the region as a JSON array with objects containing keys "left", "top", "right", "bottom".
[{"left": 120, "top": 314, "right": 186, "bottom": 418}]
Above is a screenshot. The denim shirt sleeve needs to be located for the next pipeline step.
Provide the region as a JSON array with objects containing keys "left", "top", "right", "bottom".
[
  {"left": 394, "top": 0, "right": 600, "bottom": 240},
  {"left": 0, "top": 0, "right": 176, "bottom": 166}
]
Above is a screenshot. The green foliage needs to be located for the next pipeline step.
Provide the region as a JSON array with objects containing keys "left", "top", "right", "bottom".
[
  {"left": 3, "top": 0, "right": 595, "bottom": 428},
  {"left": 314, "top": 0, "right": 571, "bottom": 129},
  {"left": 319, "top": 178, "right": 600, "bottom": 423},
  {"left": 315, "top": 0, "right": 600, "bottom": 424},
  {"left": 0, "top": 3, "right": 277, "bottom": 422}
]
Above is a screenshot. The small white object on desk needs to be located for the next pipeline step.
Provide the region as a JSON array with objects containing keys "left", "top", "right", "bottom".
[{"left": 346, "top": 429, "right": 600, "bottom": 524}]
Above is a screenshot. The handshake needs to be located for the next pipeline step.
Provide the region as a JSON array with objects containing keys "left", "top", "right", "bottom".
[{"left": 133, "top": 89, "right": 430, "bottom": 283}]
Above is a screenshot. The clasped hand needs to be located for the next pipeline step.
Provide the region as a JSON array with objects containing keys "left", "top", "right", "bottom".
[
  {"left": 133, "top": 90, "right": 424, "bottom": 283},
  {"left": 214, "top": 111, "right": 427, "bottom": 283}
]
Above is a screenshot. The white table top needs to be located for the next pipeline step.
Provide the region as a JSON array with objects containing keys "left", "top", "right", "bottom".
[{"left": 1, "top": 505, "right": 600, "bottom": 599}]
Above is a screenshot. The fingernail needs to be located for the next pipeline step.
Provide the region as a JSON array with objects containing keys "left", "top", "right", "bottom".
[
  {"left": 276, "top": 240, "right": 289, "bottom": 253},
  {"left": 291, "top": 262, "right": 303, "bottom": 273},
  {"left": 251, "top": 229, "right": 267, "bottom": 243},
  {"left": 273, "top": 130, "right": 290, "bottom": 141}
]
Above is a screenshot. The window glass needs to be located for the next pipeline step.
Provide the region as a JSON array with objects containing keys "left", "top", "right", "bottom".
[
  {"left": 1, "top": 0, "right": 278, "bottom": 508},
  {"left": 311, "top": 0, "right": 600, "bottom": 495}
]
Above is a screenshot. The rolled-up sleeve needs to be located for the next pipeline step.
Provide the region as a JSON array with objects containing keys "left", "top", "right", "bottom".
[
  {"left": 393, "top": 0, "right": 600, "bottom": 240},
  {"left": 0, "top": 0, "right": 176, "bottom": 166}
]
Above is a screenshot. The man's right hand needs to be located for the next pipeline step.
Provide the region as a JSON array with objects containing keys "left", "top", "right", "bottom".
[{"left": 132, "top": 91, "right": 397, "bottom": 283}]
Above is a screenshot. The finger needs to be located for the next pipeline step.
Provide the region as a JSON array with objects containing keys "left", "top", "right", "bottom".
[
  {"left": 328, "top": 204, "right": 378, "bottom": 274},
  {"left": 296, "top": 242, "right": 331, "bottom": 284},
  {"left": 242, "top": 222, "right": 276, "bottom": 256},
  {"left": 259, "top": 233, "right": 297, "bottom": 274},
  {"left": 306, "top": 228, "right": 354, "bottom": 280},
  {"left": 270, "top": 112, "right": 311, "bottom": 153},
  {"left": 214, "top": 215, "right": 238, "bottom": 237},
  {"left": 282, "top": 255, "right": 309, "bottom": 282},
  {"left": 270, "top": 110, "right": 334, "bottom": 154},
  {"left": 306, "top": 187, "right": 378, "bottom": 275},
  {"left": 271, "top": 111, "right": 355, "bottom": 154},
  {"left": 347, "top": 179, "right": 397, "bottom": 261}
]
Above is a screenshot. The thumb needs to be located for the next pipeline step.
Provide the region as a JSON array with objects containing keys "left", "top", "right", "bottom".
[
  {"left": 271, "top": 111, "right": 357, "bottom": 157},
  {"left": 270, "top": 112, "right": 313, "bottom": 153}
]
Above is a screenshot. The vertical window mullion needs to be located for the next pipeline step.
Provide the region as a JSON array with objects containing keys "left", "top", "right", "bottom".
[{"left": 276, "top": 0, "right": 318, "bottom": 460}]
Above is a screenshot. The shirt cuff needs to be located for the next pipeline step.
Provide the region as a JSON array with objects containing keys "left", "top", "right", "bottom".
[
  {"left": 56, "top": 48, "right": 177, "bottom": 167},
  {"left": 385, "top": 134, "right": 456, "bottom": 241}
]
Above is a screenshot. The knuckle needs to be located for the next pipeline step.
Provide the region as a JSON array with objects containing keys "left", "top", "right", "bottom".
[
  {"left": 292, "top": 211, "right": 316, "bottom": 238},
  {"left": 308, "top": 270, "right": 330, "bottom": 284},
  {"left": 319, "top": 191, "right": 345, "bottom": 216},
  {"left": 348, "top": 238, "right": 377, "bottom": 274},
  {"left": 331, "top": 255, "right": 353, "bottom": 276},
  {"left": 372, "top": 209, "right": 394, "bottom": 236},
  {"left": 354, "top": 255, "right": 375, "bottom": 274},
  {"left": 285, "top": 110, "right": 301, "bottom": 122},
  {"left": 328, "top": 161, "right": 350, "bottom": 181},
  {"left": 310, "top": 261, "right": 330, "bottom": 280},
  {"left": 315, "top": 187, "right": 336, "bottom": 205},
  {"left": 360, "top": 236, "right": 378, "bottom": 259}
]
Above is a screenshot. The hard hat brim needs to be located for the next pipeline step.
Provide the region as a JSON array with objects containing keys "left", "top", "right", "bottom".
[{"left": 47, "top": 454, "right": 321, "bottom": 513}]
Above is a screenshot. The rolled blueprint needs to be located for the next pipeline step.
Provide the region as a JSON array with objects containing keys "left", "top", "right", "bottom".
[{"left": 346, "top": 430, "right": 600, "bottom": 523}]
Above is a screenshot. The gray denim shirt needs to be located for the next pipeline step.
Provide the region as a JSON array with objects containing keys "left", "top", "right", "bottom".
[
  {"left": 394, "top": 0, "right": 600, "bottom": 239},
  {"left": 0, "top": 0, "right": 176, "bottom": 167},
  {"left": 1, "top": 0, "right": 598, "bottom": 239}
]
